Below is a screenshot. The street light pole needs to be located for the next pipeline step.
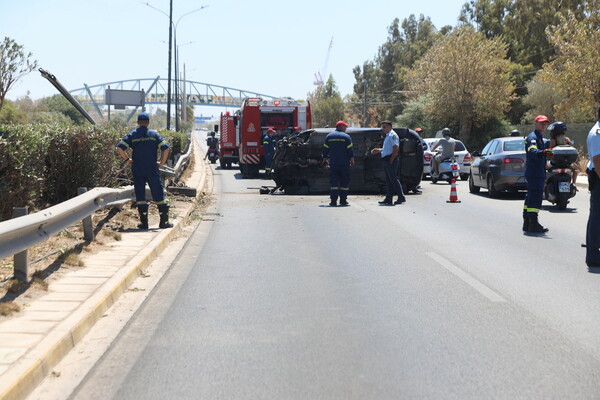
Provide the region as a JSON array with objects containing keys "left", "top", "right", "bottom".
[
  {"left": 142, "top": 2, "right": 207, "bottom": 131},
  {"left": 167, "top": 0, "right": 173, "bottom": 130}
]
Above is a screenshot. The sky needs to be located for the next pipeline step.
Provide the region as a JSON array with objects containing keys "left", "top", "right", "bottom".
[{"left": 1, "top": 0, "right": 468, "bottom": 118}]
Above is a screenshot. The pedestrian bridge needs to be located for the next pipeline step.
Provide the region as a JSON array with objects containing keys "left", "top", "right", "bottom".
[{"left": 69, "top": 77, "right": 279, "bottom": 109}]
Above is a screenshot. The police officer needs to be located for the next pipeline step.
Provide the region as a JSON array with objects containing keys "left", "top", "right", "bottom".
[
  {"left": 371, "top": 121, "right": 406, "bottom": 205},
  {"left": 523, "top": 115, "right": 553, "bottom": 233},
  {"left": 323, "top": 120, "right": 354, "bottom": 206},
  {"left": 117, "top": 112, "right": 172, "bottom": 229},
  {"left": 586, "top": 108, "right": 600, "bottom": 267},
  {"left": 263, "top": 128, "right": 275, "bottom": 177}
]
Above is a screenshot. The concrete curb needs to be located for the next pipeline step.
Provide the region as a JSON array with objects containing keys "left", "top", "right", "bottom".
[{"left": 0, "top": 138, "right": 211, "bottom": 400}]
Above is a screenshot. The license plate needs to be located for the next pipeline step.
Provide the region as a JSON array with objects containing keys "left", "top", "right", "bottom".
[{"left": 559, "top": 182, "right": 571, "bottom": 192}]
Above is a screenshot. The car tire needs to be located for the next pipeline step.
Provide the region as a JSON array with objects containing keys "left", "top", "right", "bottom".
[
  {"left": 487, "top": 174, "right": 500, "bottom": 198},
  {"left": 461, "top": 174, "right": 469, "bottom": 181},
  {"left": 469, "top": 173, "right": 480, "bottom": 193}
]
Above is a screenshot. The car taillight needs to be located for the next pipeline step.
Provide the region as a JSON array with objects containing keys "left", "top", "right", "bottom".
[
  {"left": 503, "top": 157, "right": 524, "bottom": 164},
  {"left": 424, "top": 152, "right": 432, "bottom": 162},
  {"left": 463, "top": 152, "right": 471, "bottom": 161}
]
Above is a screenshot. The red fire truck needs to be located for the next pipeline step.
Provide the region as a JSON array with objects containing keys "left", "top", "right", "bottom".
[
  {"left": 237, "top": 97, "right": 312, "bottom": 177},
  {"left": 217, "top": 112, "right": 239, "bottom": 169}
]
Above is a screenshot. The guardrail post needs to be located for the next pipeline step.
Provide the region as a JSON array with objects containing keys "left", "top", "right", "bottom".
[
  {"left": 78, "top": 187, "right": 95, "bottom": 241},
  {"left": 12, "top": 207, "right": 29, "bottom": 282}
]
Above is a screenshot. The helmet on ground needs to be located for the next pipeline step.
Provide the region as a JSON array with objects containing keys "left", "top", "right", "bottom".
[{"left": 548, "top": 121, "right": 567, "bottom": 138}]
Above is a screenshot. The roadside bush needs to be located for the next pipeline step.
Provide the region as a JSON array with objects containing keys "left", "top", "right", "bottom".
[
  {"left": 0, "top": 123, "right": 190, "bottom": 221},
  {"left": 0, "top": 125, "right": 49, "bottom": 220}
]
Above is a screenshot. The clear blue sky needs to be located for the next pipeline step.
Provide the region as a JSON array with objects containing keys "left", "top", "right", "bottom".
[{"left": 1, "top": 0, "right": 467, "bottom": 110}]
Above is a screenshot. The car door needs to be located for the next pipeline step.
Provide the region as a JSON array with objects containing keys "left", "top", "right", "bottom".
[
  {"left": 473, "top": 140, "right": 493, "bottom": 185},
  {"left": 477, "top": 140, "right": 499, "bottom": 184}
]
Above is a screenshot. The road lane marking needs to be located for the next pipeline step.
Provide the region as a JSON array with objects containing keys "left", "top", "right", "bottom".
[{"left": 426, "top": 252, "right": 506, "bottom": 303}]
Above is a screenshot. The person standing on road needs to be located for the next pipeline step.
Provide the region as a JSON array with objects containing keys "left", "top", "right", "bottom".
[
  {"left": 117, "top": 112, "right": 173, "bottom": 230},
  {"left": 323, "top": 120, "right": 354, "bottom": 206},
  {"left": 263, "top": 128, "right": 275, "bottom": 177},
  {"left": 585, "top": 109, "right": 600, "bottom": 267},
  {"left": 371, "top": 121, "right": 406, "bottom": 205},
  {"left": 523, "top": 115, "right": 553, "bottom": 233},
  {"left": 430, "top": 128, "right": 455, "bottom": 177}
]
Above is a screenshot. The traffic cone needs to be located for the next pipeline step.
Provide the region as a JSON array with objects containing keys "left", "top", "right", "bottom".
[{"left": 446, "top": 178, "right": 461, "bottom": 203}]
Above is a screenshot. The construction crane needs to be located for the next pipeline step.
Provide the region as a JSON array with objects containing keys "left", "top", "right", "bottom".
[{"left": 313, "top": 37, "right": 333, "bottom": 87}]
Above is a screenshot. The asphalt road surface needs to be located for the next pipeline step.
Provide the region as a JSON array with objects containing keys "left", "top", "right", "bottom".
[{"left": 70, "top": 149, "right": 600, "bottom": 399}]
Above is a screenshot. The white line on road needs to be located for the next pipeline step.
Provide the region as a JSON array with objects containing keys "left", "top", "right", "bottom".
[{"left": 426, "top": 251, "right": 507, "bottom": 303}]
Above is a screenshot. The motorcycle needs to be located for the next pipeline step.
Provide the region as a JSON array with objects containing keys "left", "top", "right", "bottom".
[
  {"left": 207, "top": 147, "right": 219, "bottom": 164},
  {"left": 544, "top": 145, "right": 578, "bottom": 210},
  {"left": 431, "top": 155, "right": 460, "bottom": 184}
]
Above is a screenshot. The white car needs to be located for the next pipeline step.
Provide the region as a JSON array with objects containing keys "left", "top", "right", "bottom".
[{"left": 422, "top": 137, "right": 472, "bottom": 180}]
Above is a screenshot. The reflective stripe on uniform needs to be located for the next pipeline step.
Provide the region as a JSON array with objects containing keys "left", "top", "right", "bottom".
[
  {"left": 323, "top": 144, "right": 330, "bottom": 148},
  {"left": 346, "top": 143, "right": 353, "bottom": 149},
  {"left": 340, "top": 187, "right": 349, "bottom": 191},
  {"left": 330, "top": 186, "right": 340, "bottom": 190},
  {"left": 527, "top": 145, "right": 538, "bottom": 151},
  {"left": 119, "top": 141, "right": 129, "bottom": 149},
  {"left": 137, "top": 200, "right": 147, "bottom": 205},
  {"left": 155, "top": 200, "right": 166, "bottom": 205}
]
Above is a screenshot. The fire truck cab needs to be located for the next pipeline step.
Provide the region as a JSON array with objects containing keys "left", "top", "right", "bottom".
[{"left": 238, "top": 97, "right": 311, "bottom": 177}]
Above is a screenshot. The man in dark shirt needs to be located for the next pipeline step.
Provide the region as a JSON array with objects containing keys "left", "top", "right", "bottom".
[
  {"left": 117, "top": 112, "right": 172, "bottom": 229},
  {"left": 323, "top": 121, "right": 354, "bottom": 206}
]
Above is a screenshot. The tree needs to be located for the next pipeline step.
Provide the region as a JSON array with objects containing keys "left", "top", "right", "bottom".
[
  {"left": 0, "top": 37, "right": 38, "bottom": 112},
  {"left": 352, "top": 15, "right": 443, "bottom": 123},
  {"left": 539, "top": 9, "right": 600, "bottom": 120},
  {"left": 408, "top": 26, "right": 515, "bottom": 143},
  {"left": 307, "top": 75, "right": 345, "bottom": 127},
  {"left": 38, "top": 95, "right": 85, "bottom": 125},
  {"left": 459, "top": 0, "right": 593, "bottom": 68}
]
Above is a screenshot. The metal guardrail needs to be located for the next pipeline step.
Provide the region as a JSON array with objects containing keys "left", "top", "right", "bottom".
[{"left": 0, "top": 141, "right": 194, "bottom": 280}]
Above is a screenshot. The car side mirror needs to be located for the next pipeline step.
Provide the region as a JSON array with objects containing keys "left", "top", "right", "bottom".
[{"left": 471, "top": 151, "right": 481, "bottom": 157}]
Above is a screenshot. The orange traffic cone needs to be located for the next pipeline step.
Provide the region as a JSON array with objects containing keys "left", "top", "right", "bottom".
[{"left": 447, "top": 178, "right": 461, "bottom": 203}]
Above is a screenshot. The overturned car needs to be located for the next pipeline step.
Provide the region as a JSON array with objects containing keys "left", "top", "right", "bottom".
[{"left": 270, "top": 127, "right": 424, "bottom": 194}]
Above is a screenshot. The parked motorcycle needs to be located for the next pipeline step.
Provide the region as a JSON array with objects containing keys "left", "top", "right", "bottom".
[
  {"left": 544, "top": 145, "right": 578, "bottom": 210},
  {"left": 431, "top": 155, "right": 460, "bottom": 184}
]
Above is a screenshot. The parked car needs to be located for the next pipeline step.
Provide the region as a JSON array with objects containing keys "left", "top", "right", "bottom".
[
  {"left": 469, "top": 136, "right": 527, "bottom": 197},
  {"left": 422, "top": 138, "right": 471, "bottom": 180}
]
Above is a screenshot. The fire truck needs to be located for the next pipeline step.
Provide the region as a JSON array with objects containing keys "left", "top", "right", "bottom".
[
  {"left": 217, "top": 112, "right": 239, "bottom": 169},
  {"left": 237, "top": 97, "right": 312, "bottom": 177}
]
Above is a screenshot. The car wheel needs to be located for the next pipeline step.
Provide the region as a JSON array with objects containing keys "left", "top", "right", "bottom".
[
  {"left": 487, "top": 174, "right": 500, "bottom": 198},
  {"left": 460, "top": 174, "right": 469, "bottom": 181},
  {"left": 469, "top": 173, "right": 480, "bottom": 193}
]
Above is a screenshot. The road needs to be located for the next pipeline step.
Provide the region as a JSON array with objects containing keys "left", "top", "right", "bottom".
[{"left": 61, "top": 145, "right": 600, "bottom": 398}]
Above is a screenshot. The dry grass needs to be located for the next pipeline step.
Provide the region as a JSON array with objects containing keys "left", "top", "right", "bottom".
[{"left": 0, "top": 301, "right": 20, "bottom": 316}]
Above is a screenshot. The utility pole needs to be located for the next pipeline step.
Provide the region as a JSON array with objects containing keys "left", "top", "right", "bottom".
[
  {"left": 166, "top": 0, "right": 173, "bottom": 130},
  {"left": 363, "top": 83, "right": 367, "bottom": 126}
]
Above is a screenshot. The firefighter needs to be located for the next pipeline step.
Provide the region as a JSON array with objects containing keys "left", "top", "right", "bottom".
[
  {"left": 263, "top": 128, "right": 275, "bottom": 177},
  {"left": 323, "top": 121, "right": 354, "bottom": 206},
  {"left": 523, "top": 115, "right": 553, "bottom": 233},
  {"left": 117, "top": 112, "right": 173, "bottom": 229}
]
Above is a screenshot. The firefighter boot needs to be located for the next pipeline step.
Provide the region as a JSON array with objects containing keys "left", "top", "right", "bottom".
[
  {"left": 158, "top": 205, "right": 173, "bottom": 229},
  {"left": 522, "top": 210, "right": 529, "bottom": 232},
  {"left": 137, "top": 206, "right": 149, "bottom": 230},
  {"left": 527, "top": 214, "right": 548, "bottom": 233}
]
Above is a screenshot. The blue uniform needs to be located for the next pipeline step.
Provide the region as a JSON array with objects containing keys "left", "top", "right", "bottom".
[
  {"left": 586, "top": 122, "right": 600, "bottom": 265},
  {"left": 323, "top": 130, "right": 354, "bottom": 202},
  {"left": 381, "top": 131, "right": 405, "bottom": 203},
  {"left": 263, "top": 135, "right": 274, "bottom": 173},
  {"left": 524, "top": 130, "right": 546, "bottom": 216},
  {"left": 117, "top": 126, "right": 169, "bottom": 207}
]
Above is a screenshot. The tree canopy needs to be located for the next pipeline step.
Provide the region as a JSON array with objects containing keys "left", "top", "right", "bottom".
[
  {"left": 0, "top": 37, "right": 38, "bottom": 112},
  {"left": 408, "top": 26, "right": 515, "bottom": 142},
  {"left": 307, "top": 75, "right": 345, "bottom": 127}
]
